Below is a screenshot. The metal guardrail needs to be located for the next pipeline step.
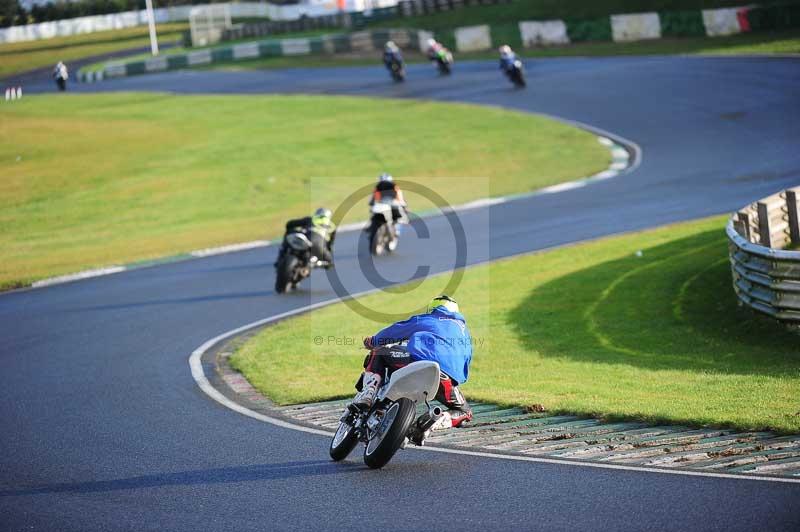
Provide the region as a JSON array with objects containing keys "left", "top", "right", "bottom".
[{"left": 727, "top": 187, "right": 800, "bottom": 324}]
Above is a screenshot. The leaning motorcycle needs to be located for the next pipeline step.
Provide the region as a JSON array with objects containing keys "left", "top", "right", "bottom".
[
  {"left": 387, "top": 57, "right": 405, "bottom": 82},
  {"left": 274, "top": 232, "right": 327, "bottom": 294},
  {"left": 330, "top": 358, "right": 444, "bottom": 468},
  {"left": 53, "top": 63, "right": 68, "bottom": 91},
  {"left": 504, "top": 59, "right": 526, "bottom": 88},
  {"left": 432, "top": 49, "right": 453, "bottom": 75},
  {"left": 367, "top": 200, "right": 406, "bottom": 256}
]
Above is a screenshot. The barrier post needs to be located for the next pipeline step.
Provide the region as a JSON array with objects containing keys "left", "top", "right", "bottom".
[
  {"left": 787, "top": 188, "right": 800, "bottom": 246},
  {"left": 757, "top": 200, "right": 773, "bottom": 247}
]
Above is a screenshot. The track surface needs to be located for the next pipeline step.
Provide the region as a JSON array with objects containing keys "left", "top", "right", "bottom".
[{"left": 2, "top": 58, "right": 800, "bottom": 531}]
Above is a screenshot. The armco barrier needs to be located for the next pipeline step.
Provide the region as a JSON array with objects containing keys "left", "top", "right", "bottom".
[
  {"left": 659, "top": 10, "right": 707, "bottom": 37},
  {"left": 79, "top": 29, "right": 424, "bottom": 82},
  {"left": 727, "top": 187, "right": 800, "bottom": 325}
]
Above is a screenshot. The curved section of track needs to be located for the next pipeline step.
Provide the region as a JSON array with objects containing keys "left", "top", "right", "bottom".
[{"left": 2, "top": 57, "right": 800, "bottom": 531}]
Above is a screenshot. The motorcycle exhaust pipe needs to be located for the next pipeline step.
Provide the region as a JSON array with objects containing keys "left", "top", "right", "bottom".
[{"left": 416, "top": 406, "right": 444, "bottom": 432}]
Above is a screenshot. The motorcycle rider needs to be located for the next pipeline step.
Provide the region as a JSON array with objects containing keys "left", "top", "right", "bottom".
[
  {"left": 426, "top": 38, "right": 446, "bottom": 60},
  {"left": 370, "top": 173, "right": 407, "bottom": 228},
  {"left": 383, "top": 40, "right": 403, "bottom": 69},
  {"left": 353, "top": 295, "right": 474, "bottom": 435},
  {"left": 275, "top": 207, "right": 336, "bottom": 269},
  {"left": 498, "top": 45, "right": 518, "bottom": 73},
  {"left": 53, "top": 61, "right": 68, "bottom": 91}
]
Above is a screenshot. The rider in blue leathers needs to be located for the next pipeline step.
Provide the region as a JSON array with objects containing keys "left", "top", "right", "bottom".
[
  {"left": 498, "top": 44, "right": 517, "bottom": 73},
  {"left": 353, "top": 295, "right": 473, "bottom": 429},
  {"left": 383, "top": 41, "right": 403, "bottom": 69}
]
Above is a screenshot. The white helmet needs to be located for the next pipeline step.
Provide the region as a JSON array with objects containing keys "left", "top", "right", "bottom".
[
  {"left": 499, "top": 45, "right": 512, "bottom": 56},
  {"left": 378, "top": 173, "right": 393, "bottom": 183},
  {"left": 427, "top": 38, "right": 437, "bottom": 49},
  {"left": 385, "top": 40, "right": 398, "bottom": 52}
]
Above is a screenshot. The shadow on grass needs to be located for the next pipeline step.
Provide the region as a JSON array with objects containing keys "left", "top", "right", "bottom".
[{"left": 509, "top": 228, "right": 799, "bottom": 377}]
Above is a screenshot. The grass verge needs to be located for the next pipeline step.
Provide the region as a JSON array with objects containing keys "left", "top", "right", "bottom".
[
  {"left": 0, "top": 23, "right": 188, "bottom": 79},
  {"left": 0, "top": 92, "right": 608, "bottom": 289},
  {"left": 230, "top": 215, "right": 800, "bottom": 433}
]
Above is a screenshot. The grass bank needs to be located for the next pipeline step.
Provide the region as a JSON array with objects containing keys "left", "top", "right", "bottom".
[
  {"left": 0, "top": 24, "right": 188, "bottom": 79},
  {"left": 231, "top": 216, "right": 800, "bottom": 433},
  {"left": 0, "top": 92, "right": 607, "bottom": 289},
  {"left": 366, "top": 0, "right": 792, "bottom": 31}
]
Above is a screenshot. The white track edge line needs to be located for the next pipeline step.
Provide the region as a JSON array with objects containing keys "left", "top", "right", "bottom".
[
  {"left": 31, "top": 266, "right": 126, "bottom": 288},
  {"left": 188, "top": 301, "right": 800, "bottom": 486}
]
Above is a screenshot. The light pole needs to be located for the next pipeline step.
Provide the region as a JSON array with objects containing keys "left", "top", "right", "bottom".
[{"left": 145, "top": 0, "right": 159, "bottom": 56}]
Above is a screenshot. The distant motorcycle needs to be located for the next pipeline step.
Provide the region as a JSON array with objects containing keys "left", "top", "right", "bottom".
[
  {"left": 330, "top": 350, "right": 444, "bottom": 469},
  {"left": 386, "top": 56, "right": 406, "bottom": 82},
  {"left": 431, "top": 48, "right": 453, "bottom": 75},
  {"left": 503, "top": 59, "right": 526, "bottom": 88},
  {"left": 367, "top": 199, "right": 407, "bottom": 256},
  {"left": 53, "top": 61, "right": 68, "bottom": 91},
  {"left": 274, "top": 231, "right": 329, "bottom": 293}
]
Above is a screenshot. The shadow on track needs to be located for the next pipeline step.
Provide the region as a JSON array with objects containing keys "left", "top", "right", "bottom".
[{"left": 0, "top": 460, "right": 363, "bottom": 496}]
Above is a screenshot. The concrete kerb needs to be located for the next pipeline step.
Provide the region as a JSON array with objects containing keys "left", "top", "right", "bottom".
[{"left": 19, "top": 129, "right": 634, "bottom": 293}]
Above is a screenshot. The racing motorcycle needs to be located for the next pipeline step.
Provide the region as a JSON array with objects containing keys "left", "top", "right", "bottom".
[
  {"left": 386, "top": 56, "right": 405, "bottom": 82},
  {"left": 274, "top": 231, "right": 328, "bottom": 294},
  {"left": 503, "top": 59, "right": 526, "bottom": 88},
  {"left": 330, "top": 354, "right": 444, "bottom": 469},
  {"left": 431, "top": 48, "right": 453, "bottom": 75},
  {"left": 53, "top": 62, "right": 68, "bottom": 91},
  {"left": 367, "top": 199, "right": 407, "bottom": 256}
]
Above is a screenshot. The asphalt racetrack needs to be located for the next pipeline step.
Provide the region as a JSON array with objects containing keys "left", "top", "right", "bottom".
[{"left": 2, "top": 57, "right": 800, "bottom": 531}]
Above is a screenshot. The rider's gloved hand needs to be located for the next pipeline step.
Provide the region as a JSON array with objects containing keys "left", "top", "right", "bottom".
[{"left": 363, "top": 336, "right": 374, "bottom": 349}]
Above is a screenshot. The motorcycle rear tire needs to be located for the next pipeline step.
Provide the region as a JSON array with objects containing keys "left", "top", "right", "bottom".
[
  {"left": 370, "top": 222, "right": 390, "bottom": 256},
  {"left": 363, "top": 398, "right": 415, "bottom": 469}
]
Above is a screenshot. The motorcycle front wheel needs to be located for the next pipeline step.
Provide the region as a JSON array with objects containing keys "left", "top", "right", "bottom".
[
  {"left": 330, "top": 417, "right": 359, "bottom": 461},
  {"left": 363, "top": 398, "right": 416, "bottom": 469},
  {"left": 274, "top": 255, "right": 297, "bottom": 294}
]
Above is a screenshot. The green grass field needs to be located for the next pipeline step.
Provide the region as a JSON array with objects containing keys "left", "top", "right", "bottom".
[
  {"left": 231, "top": 216, "right": 800, "bottom": 433},
  {"left": 0, "top": 24, "right": 188, "bottom": 79},
  {"left": 0, "top": 93, "right": 608, "bottom": 289}
]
